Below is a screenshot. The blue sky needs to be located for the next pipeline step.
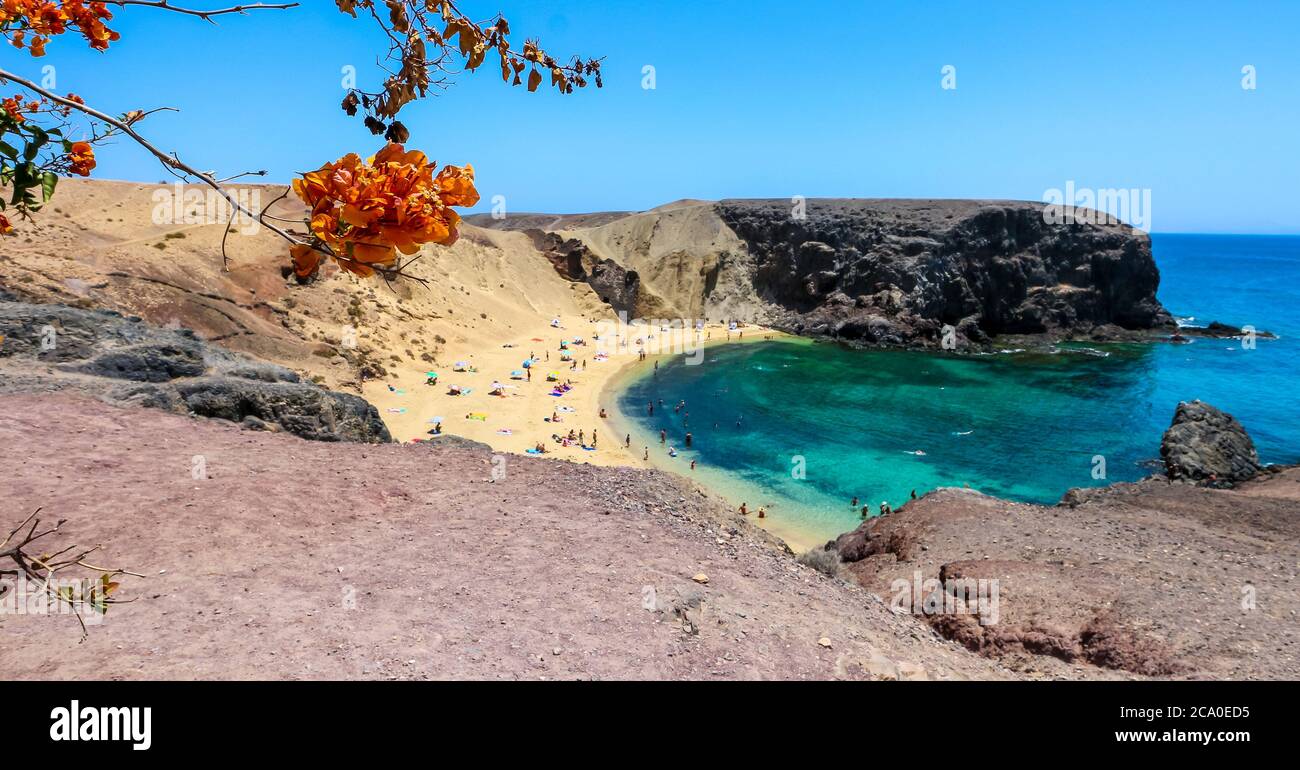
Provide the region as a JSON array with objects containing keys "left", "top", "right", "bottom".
[{"left": 9, "top": 0, "right": 1300, "bottom": 232}]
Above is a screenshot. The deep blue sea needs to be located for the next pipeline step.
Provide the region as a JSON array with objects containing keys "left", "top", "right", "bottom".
[{"left": 617, "top": 234, "right": 1300, "bottom": 545}]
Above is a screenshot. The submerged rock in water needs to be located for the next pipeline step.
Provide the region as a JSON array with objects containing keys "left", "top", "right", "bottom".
[{"left": 1160, "top": 400, "right": 1263, "bottom": 485}]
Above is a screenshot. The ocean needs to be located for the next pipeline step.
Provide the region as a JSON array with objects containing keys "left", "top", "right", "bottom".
[{"left": 616, "top": 234, "right": 1300, "bottom": 546}]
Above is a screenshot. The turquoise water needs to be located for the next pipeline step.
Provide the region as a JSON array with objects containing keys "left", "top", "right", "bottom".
[{"left": 618, "top": 234, "right": 1300, "bottom": 544}]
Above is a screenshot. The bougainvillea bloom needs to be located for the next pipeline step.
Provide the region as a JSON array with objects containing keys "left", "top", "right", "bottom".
[
  {"left": 0, "top": 1, "right": 120, "bottom": 56},
  {"left": 67, "top": 140, "right": 95, "bottom": 176},
  {"left": 290, "top": 143, "right": 480, "bottom": 279}
]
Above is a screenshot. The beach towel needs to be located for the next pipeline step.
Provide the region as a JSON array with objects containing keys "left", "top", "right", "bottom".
[{"left": 467, "top": 412, "right": 488, "bottom": 421}]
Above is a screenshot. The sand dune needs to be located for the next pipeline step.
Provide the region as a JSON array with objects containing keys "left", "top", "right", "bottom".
[{"left": 0, "top": 180, "right": 634, "bottom": 462}]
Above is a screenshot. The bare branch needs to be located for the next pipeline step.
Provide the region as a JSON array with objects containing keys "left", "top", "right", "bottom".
[
  {"left": 0, "top": 68, "right": 428, "bottom": 284},
  {"left": 1, "top": 511, "right": 141, "bottom": 641},
  {"left": 107, "top": 1, "right": 300, "bottom": 23}
]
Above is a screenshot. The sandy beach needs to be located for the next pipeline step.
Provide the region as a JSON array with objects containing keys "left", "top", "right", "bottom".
[
  {"left": 359, "top": 315, "right": 825, "bottom": 548},
  {"left": 363, "top": 312, "right": 651, "bottom": 467},
  {"left": 363, "top": 318, "right": 788, "bottom": 468}
]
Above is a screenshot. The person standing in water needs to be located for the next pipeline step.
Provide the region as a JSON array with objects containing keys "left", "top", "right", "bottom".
[
  {"left": 851, "top": 496, "right": 859, "bottom": 508},
  {"left": 660, "top": 429, "right": 667, "bottom": 444},
  {"left": 625, "top": 433, "right": 631, "bottom": 448},
  {"left": 684, "top": 432, "right": 693, "bottom": 448},
  {"left": 739, "top": 503, "right": 748, "bottom": 516}
]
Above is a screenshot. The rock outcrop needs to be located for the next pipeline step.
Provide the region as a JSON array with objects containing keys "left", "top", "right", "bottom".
[
  {"left": 0, "top": 299, "right": 391, "bottom": 443},
  {"left": 716, "top": 199, "right": 1173, "bottom": 348},
  {"left": 1160, "top": 400, "right": 1264, "bottom": 485},
  {"left": 526, "top": 231, "right": 648, "bottom": 317}
]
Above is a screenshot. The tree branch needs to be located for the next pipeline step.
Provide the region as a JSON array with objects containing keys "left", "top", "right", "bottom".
[
  {"left": 0, "top": 67, "right": 429, "bottom": 284},
  {"left": 107, "top": 1, "right": 300, "bottom": 23}
]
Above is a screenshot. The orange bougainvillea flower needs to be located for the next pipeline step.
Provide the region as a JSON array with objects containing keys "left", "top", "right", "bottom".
[
  {"left": 0, "top": 94, "right": 37, "bottom": 122},
  {"left": 0, "top": 213, "right": 14, "bottom": 235},
  {"left": 290, "top": 143, "right": 480, "bottom": 279},
  {"left": 0, "top": 0, "right": 120, "bottom": 56},
  {"left": 67, "top": 140, "right": 95, "bottom": 176}
]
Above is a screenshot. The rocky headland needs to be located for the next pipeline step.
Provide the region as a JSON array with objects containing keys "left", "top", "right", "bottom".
[{"left": 473, "top": 198, "right": 1208, "bottom": 350}]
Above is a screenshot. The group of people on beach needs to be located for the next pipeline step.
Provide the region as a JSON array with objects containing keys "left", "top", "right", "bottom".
[{"left": 850, "top": 490, "right": 918, "bottom": 519}]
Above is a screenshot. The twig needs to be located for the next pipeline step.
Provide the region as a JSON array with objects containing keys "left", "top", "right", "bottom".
[{"left": 107, "top": 1, "right": 299, "bottom": 23}]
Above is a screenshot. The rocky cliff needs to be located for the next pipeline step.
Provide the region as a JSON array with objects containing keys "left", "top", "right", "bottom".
[
  {"left": 476, "top": 199, "right": 1175, "bottom": 349},
  {"left": 716, "top": 199, "right": 1173, "bottom": 347}
]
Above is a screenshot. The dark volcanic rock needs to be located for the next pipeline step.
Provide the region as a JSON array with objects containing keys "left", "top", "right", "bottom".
[
  {"left": 71, "top": 343, "right": 207, "bottom": 382},
  {"left": 527, "top": 230, "right": 645, "bottom": 316},
  {"left": 0, "top": 299, "right": 391, "bottom": 443},
  {"left": 716, "top": 199, "right": 1173, "bottom": 348},
  {"left": 174, "top": 377, "right": 389, "bottom": 443},
  {"left": 1160, "top": 400, "right": 1263, "bottom": 484}
]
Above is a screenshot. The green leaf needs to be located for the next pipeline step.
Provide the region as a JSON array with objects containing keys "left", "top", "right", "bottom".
[{"left": 40, "top": 171, "right": 57, "bottom": 202}]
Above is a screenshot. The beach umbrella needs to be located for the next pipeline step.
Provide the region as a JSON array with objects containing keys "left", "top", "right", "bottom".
[
  {"left": 521, "top": 359, "right": 532, "bottom": 368},
  {"left": 425, "top": 371, "right": 438, "bottom": 378},
  {"left": 427, "top": 416, "right": 444, "bottom": 423}
]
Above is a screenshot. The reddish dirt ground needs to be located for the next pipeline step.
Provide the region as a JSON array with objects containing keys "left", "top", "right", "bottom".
[
  {"left": 836, "top": 472, "right": 1300, "bottom": 679},
  {"left": 0, "top": 393, "right": 1010, "bottom": 681}
]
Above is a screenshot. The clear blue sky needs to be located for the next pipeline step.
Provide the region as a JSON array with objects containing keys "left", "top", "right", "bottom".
[{"left": 9, "top": 0, "right": 1299, "bottom": 232}]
